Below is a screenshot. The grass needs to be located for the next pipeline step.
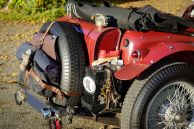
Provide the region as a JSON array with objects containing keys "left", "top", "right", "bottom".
[
  {"left": 0, "top": 7, "right": 66, "bottom": 23},
  {"left": 0, "top": 0, "right": 192, "bottom": 23}
]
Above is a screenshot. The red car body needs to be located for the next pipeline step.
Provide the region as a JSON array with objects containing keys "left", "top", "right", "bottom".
[{"left": 58, "top": 16, "right": 194, "bottom": 80}]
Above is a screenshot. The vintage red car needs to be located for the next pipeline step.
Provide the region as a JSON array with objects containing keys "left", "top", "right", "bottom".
[{"left": 15, "top": 1, "right": 194, "bottom": 129}]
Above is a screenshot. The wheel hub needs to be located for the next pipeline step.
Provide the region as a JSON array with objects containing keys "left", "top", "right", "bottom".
[
  {"left": 160, "top": 96, "right": 191, "bottom": 127},
  {"left": 162, "top": 102, "right": 186, "bottom": 123},
  {"left": 173, "top": 113, "right": 183, "bottom": 122},
  {"left": 164, "top": 107, "right": 184, "bottom": 123}
]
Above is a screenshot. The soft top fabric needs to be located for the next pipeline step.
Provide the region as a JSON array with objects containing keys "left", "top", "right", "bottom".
[{"left": 66, "top": 0, "right": 194, "bottom": 31}]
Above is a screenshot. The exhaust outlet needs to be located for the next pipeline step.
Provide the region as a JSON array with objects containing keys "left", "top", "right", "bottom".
[{"left": 41, "top": 108, "right": 51, "bottom": 119}]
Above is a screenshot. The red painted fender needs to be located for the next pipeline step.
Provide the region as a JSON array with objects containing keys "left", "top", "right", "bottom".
[
  {"left": 114, "top": 63, "right": 149, "bottom": 80},
  {"left": 114, "top": 41, "right": 194, "bottom": 80},
  {"left": 57, "top": 16, "right": 121, "bottom": 65}
]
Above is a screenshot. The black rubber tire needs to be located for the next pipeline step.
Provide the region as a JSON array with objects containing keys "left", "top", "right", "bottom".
[
  {"left": 39, "top": 21, "right": 85, "bottom": 106},
  {"left": 121, "top": 62, "right": 194, "bottom": 129}
]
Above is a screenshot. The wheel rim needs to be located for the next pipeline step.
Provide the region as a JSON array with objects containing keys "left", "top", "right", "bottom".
[{"left": 146, "top": 81, "right": 194, "bottom": 129}]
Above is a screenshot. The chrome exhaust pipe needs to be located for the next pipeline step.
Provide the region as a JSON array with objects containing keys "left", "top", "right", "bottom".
[{"left": 41, "top": 108, "right": 51, "bottom": 119}]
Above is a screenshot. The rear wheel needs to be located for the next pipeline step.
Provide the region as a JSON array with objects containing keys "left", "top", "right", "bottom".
[{"left": 121, "top": 62, "right": 194, "bottom": 129}]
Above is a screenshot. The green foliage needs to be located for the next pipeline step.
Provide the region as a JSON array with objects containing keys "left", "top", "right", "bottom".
[
  {"left": 0, "top": 0, "right": 66, "bottom": 23},
  {"left": 8, "top": 0, "right": 66, "bottom": 14},
  {"left": 33, "top": 8, "right": 66, "bottom": 22},
  {"left": 8, "top": 0, "right": 25, "bottom": 10},
  {"left": 0, "top": 7, "right": 65, "bottom": 23},
  {"left": 34, "top": 0, "right": 66, "bottom": 12},
  {"left": 0, "top": 0, "right": 7, "bottom": 8}
]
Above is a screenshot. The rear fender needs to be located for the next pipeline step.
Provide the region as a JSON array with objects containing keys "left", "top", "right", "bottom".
[
  {"left": 57, "top": 17, "right": 122, "bottom": 65},
  {"left": 115, "top": 42, "right": 194, "bottom": 80}
]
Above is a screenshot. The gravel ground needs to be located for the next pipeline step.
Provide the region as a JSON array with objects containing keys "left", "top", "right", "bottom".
[{"left": 0, "top": 21, "right": 120, "bottom": 129}]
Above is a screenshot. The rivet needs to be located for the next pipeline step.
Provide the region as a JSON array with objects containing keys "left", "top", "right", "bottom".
[
  {"left": 168, "top": 36, "right": 172, "bottom": 39},
  {"left": 150, "top": 59, "right": 155, "bottom": 64},
  {"left": 169, "top": 45, "right": 174, "bottom": 50}
]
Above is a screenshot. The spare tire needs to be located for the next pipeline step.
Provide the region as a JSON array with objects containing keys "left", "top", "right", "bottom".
[{"left": 39, "top": 21, "right": 85, "bottom": 106}]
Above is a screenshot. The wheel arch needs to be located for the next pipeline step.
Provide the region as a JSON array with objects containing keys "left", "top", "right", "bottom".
[
  {"left": 118, "top": 51, "right": 194, "bottom": 104},
  {"left": 135, "top": 51, "right": 194, "bottom": 79},
  {"left": 115, "top": 50, "right": 194, "bottom": 81},
  {"left": 138, "top": 51, "right": 194, "bottom": 80},
  {"left": 118, "top": 51, "right": 194, "bottom": 103}
]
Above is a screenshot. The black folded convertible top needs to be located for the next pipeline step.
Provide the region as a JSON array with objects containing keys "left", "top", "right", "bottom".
[{"left": 66, "top": 0, "right": 194, "bottom": 32}]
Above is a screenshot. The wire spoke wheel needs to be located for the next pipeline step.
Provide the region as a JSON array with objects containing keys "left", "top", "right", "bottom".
[
  {"left": 146, "top": 81, "right": 194, "bottom": 129},
  {"left": 121, "top": 63, "right": 194, "bottom": 129}
]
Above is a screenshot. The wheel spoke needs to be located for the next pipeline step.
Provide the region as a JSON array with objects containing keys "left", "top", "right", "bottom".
[{"left": 146, "top": 81, "right": 194, "bottom": 129}]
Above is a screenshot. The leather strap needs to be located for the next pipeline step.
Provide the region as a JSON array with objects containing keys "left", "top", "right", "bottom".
[
  {"left": 40, "top": 21, "right": 55, "bottom": 46},
  {"left": 26, "top": 69, "right": 82, "bottom": 97},
  {"left": 33, "top": 21, "right": 56, "bottom": 50}
]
